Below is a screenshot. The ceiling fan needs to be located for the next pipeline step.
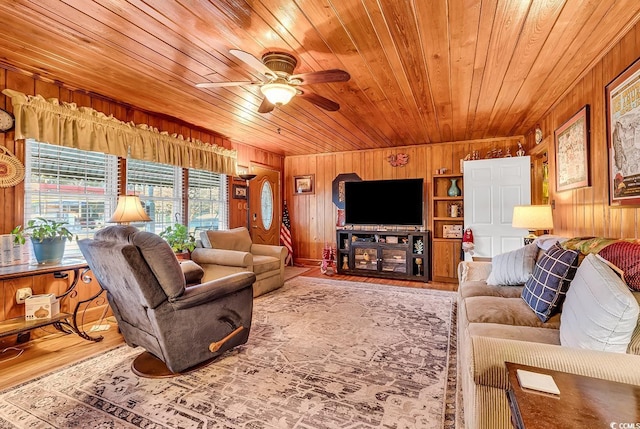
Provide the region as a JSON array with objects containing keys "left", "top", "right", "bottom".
[{"left": 196, "top": 49, "right": 350, "bottom": 113}]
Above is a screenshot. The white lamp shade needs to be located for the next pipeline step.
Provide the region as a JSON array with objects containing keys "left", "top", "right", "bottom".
[
  {"left": 108, "top": 195, "right": 151, "bottom": 224},
  {"left": 260, "top": 83, "right": 297, "bottom": 105},
  {"left": 512, "top": 205, "right": 554, "bottom": 230}
]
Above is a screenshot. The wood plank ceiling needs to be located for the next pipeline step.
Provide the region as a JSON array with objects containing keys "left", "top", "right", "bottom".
[{"left": 0, "top": 1, "right": 638, "bottom": 156}]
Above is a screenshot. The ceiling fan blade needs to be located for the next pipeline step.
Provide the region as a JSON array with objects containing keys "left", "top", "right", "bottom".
[
  {"left": 230, "top": 49, "right": 276, "bottom": 80},
  {"left": 290, "top": 69, "right": 350, "bottom": 85},
  {"left": 298, "top": 91, "right": 340, "bottom": 111},
  {"left": 196, "top": 81, "right": 260, "bottom": 88},
  {"left": 258, "top": 98, "right": 275, "bottom": 114}
]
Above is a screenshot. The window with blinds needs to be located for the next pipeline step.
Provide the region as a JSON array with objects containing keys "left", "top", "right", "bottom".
[
  {"left": 24, "top": 140, "right": 119, "bottom": 256},
  {"left": 187, "top": 168, "right": 228, "bottom": 234},
  {"left": 23, "top": 141, "right": 230, "bottom": 258},
  {"left": 126, "top": 159, "right": 183, "bottom": 234}
]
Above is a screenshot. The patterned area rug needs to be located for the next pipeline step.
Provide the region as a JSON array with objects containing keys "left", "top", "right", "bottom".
[{"left": 0, "top": 277, "right": 458, "bottom": 428}]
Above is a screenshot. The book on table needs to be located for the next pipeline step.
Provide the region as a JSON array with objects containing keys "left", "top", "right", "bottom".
[{"left": 516, "top": 369, "right": 560, "bottom": 395}]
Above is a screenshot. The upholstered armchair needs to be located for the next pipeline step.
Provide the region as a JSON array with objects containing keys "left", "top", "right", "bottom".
[
  {"left": 78, "top": 225, "right": 255, "bottom": 376},
  {"left": 191, "top": 227, "right": 287, "bottom": 297}
]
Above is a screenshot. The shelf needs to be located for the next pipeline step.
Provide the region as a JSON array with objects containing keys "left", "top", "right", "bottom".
[
  {"left": 336, "top": 230, "right": 430, "bottom": 282},
  {"left": 433, "top": 173, "right": 462, "bottom": 178},
  {"left": 433, "top": 196, "right": 463, "bottom": 201},
  {"left": 0, "top": 313, "right": 72, "bottom": 338},
  {"left": 431, "top": 174, "right": 464, "bottom": 281}
]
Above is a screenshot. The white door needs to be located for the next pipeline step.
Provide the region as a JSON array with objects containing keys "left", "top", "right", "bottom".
[{"left": 463, "top": 157, "right": 531, "bottom": 259}]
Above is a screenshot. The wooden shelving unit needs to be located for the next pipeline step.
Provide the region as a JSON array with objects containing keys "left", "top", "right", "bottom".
[{"left": 431, "top": 174, "right": 463, "bottom": 283}]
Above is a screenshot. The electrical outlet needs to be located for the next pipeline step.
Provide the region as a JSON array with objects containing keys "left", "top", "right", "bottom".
[{"left": 15, "top": 288, "right": 33, "bottom": 304}]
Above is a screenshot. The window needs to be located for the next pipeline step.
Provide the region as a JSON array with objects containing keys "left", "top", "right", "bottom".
[
  {"left": 187, "top": 168, "right": 228, "bottom": 234},
  {"left": 24, "top": 141, "right": 230, "bottom": 257},
  {"left": 24, "top": 140, "right": 119, "bottom": 256},
  {"left": 126, "top": 159, "right": 183, "bottom": 234}
]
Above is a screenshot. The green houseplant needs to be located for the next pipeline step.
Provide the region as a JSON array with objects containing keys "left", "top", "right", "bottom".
[
  {"left": 13, "top": 218, "right": 75, "bottom": 264},
  {"left": 159, "top": 223, "right": 196, "bottom": 256}
]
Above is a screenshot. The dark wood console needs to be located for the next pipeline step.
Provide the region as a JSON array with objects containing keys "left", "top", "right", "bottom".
[{"left": 336, "top": 230, "right": 430, "bottom": 282}]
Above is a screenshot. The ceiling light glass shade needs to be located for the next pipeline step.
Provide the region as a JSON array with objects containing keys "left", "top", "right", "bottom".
[
  {"left": 260, "top": 83, "right": 297, "bottom": 105},
  {"left": 512, "top": 205, "right": 554, "bottom": 230},
  {"left": 108, "top": 195, "right": 152, "bottom": 224}
]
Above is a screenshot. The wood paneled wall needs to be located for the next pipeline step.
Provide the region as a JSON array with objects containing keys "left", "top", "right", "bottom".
[
  {"left": 530, "top": 22, "right": 640, "bottom": 239},
  {"left": 0, "top": 66, "right": 284, "bottom": 234},
  {"left": 284, "top": 137, "right": 524, "bottom": 263},
  {"left": 0, "top": 66, "right": 283, "bottom": 329}
]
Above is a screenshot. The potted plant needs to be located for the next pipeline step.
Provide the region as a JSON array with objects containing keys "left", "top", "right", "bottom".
[
  {"left": 159, "top": 223, "right": 196, "bottom": 259},
  {"left": 13, "top": 218, "right": 75, "bottom": 264}
]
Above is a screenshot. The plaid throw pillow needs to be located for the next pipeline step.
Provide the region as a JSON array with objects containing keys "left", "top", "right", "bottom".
[
  {"left": 598, "top": 241, "right": 640, "bottom": 291},
  {"left": 522, "top": 242, "right": 580, "bottom": 322}
]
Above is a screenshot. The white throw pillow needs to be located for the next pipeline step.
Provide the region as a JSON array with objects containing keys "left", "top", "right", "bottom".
[
  {"left": 560, "top": 253, "right": 640, "bottom": 353},
  {"left": 534, "top": 234, "right": 568, "bottom": 251},
  {"left": 486, "top": 243, "right": 538, "bottom": 285}
]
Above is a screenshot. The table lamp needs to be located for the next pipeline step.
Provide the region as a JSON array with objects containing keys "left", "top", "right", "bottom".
[
  {"left": 512, "top": 205, "right": 554, "bottom": 245},
  {"left": 108, "top": 195, "right": 151, "bottom": 225}
]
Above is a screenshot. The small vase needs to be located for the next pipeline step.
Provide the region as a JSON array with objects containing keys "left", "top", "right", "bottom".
[{"left": 447, "top": 178, "right": 461, "bottom": 197}]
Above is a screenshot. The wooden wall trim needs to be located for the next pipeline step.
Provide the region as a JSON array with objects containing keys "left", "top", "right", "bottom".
[
  {"left": 527, "top": 22, "right": 640, "bottom": 240},
  {"left": 284, "top": 136, "right": 525, "bottom": 262},
  {"left": 0, "top": 65, "right": 284, "bottom": 235}
]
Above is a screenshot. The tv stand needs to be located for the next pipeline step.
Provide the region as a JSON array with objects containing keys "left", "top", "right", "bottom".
[{"left": 336, "top": 229, "right": 430, "bottom": 282}]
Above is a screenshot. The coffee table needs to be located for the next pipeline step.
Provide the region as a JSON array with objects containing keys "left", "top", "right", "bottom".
[{"left": 506, "top": 362, "right": 640, "bottom": 428}]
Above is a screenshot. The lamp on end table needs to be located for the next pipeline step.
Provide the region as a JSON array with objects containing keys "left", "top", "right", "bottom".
[
  {"left": 108, "top": 195, "right": 152, "bottom": 225},
  {"left": 512, "top": 205, "right": 554, "bottom": 245}
]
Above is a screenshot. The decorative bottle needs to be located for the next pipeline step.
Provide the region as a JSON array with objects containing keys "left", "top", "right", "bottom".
[{"left": 447, "top": 178, "right": 461, "bottom": 197}]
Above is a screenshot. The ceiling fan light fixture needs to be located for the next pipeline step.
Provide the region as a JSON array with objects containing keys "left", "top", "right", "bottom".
[{"left": 260, "top": 83, "right": 297, "bottom": 105}]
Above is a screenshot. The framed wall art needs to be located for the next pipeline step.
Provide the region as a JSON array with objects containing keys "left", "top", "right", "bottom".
[
  {"left": 232, "top": 184, "right": 247, "bottom": 199},
  {"left": 554, "top": 105, "right": 590, "bottom": 192},
  {"left": 294, "top": 174, "right": 314, "bottom": 195},
  {"left": 606, "top": 57, "right": 640, "bottom": 206}
]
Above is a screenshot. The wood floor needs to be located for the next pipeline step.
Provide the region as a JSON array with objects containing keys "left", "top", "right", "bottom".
[
  {"left": 0, "top": 267, "right": 457, "bottom": 391},
  {"left": 300, "top": 266, "right": 458, "bottom": 292},
  {"left": 0, "top": 318, "right": 124, "bottom": 391}
]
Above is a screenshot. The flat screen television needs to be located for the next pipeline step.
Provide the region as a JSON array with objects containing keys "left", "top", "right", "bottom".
[{"left": 344, "top": 178, "right": 424, "bottom": 226}]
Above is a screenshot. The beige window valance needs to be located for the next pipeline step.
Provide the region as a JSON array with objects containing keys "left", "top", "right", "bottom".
[{"left": 2, "top": 89, "right": 237, "bottom": 176}]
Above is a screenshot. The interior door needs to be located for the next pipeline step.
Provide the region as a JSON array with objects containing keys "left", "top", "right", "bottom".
[
  {"left": 463, "top": 157, "right": 531, "bottom": 259},
  {"left": 248, "top": 164, "right": 281, "bottom": 245}
]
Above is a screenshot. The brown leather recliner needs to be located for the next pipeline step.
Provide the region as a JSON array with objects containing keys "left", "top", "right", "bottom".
[{"left": 78, "top": 225, "right": 255, "bottom": 376}]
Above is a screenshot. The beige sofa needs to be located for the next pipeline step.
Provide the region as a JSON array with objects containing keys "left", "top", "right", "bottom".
[
  {"left": 191, "top": 227, "right": 287, "bottom": 297},
  {"left": 457, "top": 238, "right": 640, "bottom": 429}
]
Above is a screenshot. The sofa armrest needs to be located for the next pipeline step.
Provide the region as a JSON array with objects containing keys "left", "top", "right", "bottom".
[
  {"left": 170, "top": 272, "right": 256, "bottom": 309},
  {"left": 251, "top": 243, "right": 287, "bottom": 261},
  {"left": 458, "top": 261, "right": 492, "bottom": 283},
  {"left": 468, "top": 335, "right": 640, "bottom": 391},
  {"left": 191, "top": 248, "right": 252, "bottom": 267}
]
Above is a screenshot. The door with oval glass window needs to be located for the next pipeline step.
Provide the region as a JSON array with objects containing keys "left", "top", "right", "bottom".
[{"left": 248, "top": 164, "right": 281, "bottom": 245}]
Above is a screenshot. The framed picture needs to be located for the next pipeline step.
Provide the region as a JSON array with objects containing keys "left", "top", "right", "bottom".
[
  {"left": 606, "top": 57, "right": 640, "bottom": 206},
  {"left": 554, "top": 105, "right": 590, "bottom": 192},
  {"left": 232, "top": 184, "right": 247, "bottom": 199},
  {"left": 294, "top": 174, "right": 314, "bottom": 195}
]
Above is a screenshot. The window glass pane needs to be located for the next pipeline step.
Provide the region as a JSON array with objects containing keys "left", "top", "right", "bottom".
[
  {"left": 260, "top": 181, "right": 273, "bottom": 230},
  {"left": 24, "top": 140, "right": 119, "bottom": 257},
  {"left": 126, "top": 159, "right": 183, "bottom": 233},
  {"left": 187, "top": 168, "right": 228, "bottom": 235}
]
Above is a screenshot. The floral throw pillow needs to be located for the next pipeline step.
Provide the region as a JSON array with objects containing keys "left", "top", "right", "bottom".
[{"left": 521, "top": 242, "right": 580, "bottom": 322}]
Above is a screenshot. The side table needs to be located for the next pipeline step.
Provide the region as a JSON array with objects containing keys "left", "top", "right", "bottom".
[
  {"left": 506, "top": 362, "right": 640, "bottom": 428},
  {"left": 0, "top": 259, "right": 105, "bottom": 342}
]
